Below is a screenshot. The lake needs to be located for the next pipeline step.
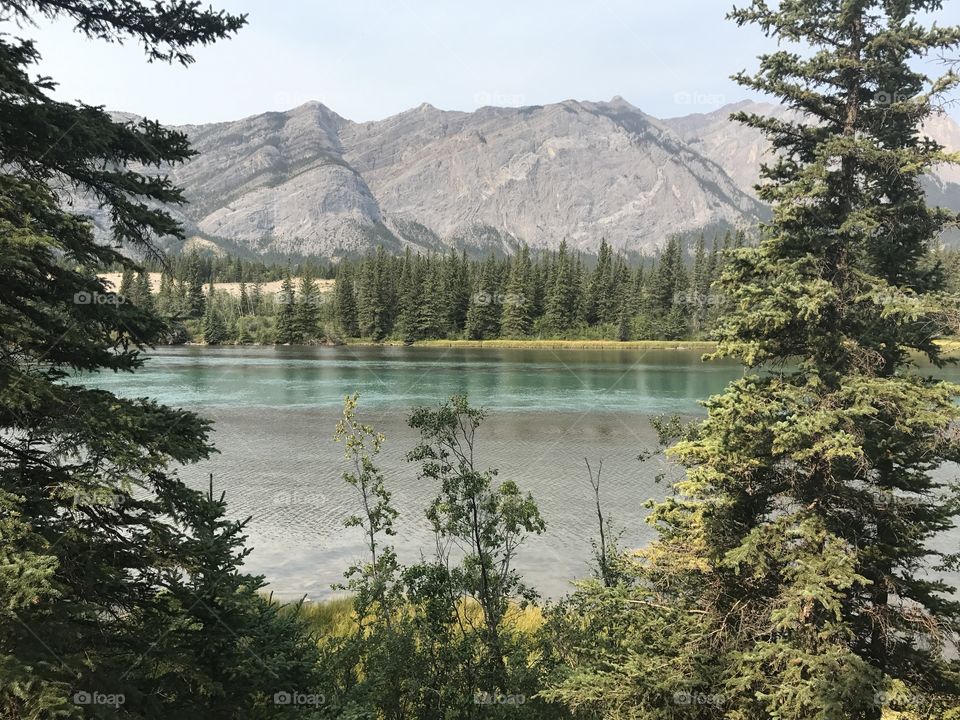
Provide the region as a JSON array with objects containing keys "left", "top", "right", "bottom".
[{"left": 79, "top": 345, "right": 960, "bottom": 600}]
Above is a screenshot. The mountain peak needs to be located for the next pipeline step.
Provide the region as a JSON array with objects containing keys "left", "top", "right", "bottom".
[{"left": 607, "top": 95, "right": 636, "bottom": 108}]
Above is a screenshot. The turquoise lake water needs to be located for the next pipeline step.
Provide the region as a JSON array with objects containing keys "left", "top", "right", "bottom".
[{"left": 79, "top": 346, "right": 960, "bottom": 599}]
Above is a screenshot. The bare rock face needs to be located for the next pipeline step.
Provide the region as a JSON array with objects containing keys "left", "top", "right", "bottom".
[
  {"left": 93, "top": 97, "right": 960, "bottom": 258},
  {"left": 339, "top": 97, "right": 764, "bottom": 254},
  {"left": 664, "top": 100, "right": 960, "bottom": 206}
]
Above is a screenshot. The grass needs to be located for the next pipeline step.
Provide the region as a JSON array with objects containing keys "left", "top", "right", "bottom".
[{"left": 287, "top": 594, "right": 544, "bottom": 639}]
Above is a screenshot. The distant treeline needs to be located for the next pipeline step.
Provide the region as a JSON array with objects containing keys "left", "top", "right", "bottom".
[{"left": 128, "top": 231, "right": 756, "bottom": 345}]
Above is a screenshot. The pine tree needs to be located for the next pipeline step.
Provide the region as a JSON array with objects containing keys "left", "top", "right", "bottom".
[
  {"left": 0, "top": 3, "right": 319, "bottom": 717},
  {"left": 238, "top": 279, "right": 249, "bottom": 317},
  {"left": 250, "top": 278, "right": 263, "bottom": 315},
  {"left": 118, "top": 265, "right": 136, "bottom": 301},
  {"left": 544, "top": 240, "right": 579, "bottom": 333},
  {"left": 202, "top": 281, "right": 227, "bottom": 344},
  {"left": 358, "top": 248, "right": 393, "bottom": 341},
  {"left": 416, "top": 256, "right": 448, "bottom": 339},
  {"left": 274, "top": 272, "right": 298, "bottom": 344},
  {"left": 334, "top": 264, "right": 359, "bottom": 337},
  {"left": 185, "top": 251, "right": 206, "bottom": 318},
  {"left": 446, "top": 250, "right": 472, "bottom": 334},
  {"left": 295, "top": 273, "right": 320, "bottom": 342},
  {"left": 133, "top": 269, "right": 153, "bottom": 310},
  {"left": 547, "top": 3, "right": 960, "bottom": 718},
  {"left": 395, "top": 248, "right": 421, "bottom": 343},
  {"left": 585, "top": 238, "right": 613, "bottom": 325},
  {"left": 465, "top": 254, "right": 502, "bottom": 340},
  {"left": 500, "top": 245, "right": 534, "bottom": 337}
]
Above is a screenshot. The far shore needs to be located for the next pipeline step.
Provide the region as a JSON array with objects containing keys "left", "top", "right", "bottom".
[
  {"left": 169, "top": 337, "right": 960, "bottom": 356},
  {"left": 175, "top": 338, "right": 719, "bottom": 351},
  {"left": 344, "top": 338, "right": 717, "bottom": 351}
]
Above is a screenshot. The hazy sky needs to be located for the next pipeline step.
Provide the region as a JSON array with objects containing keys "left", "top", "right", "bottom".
[{"left": 19, "top": 1, "right": 960, "bottom": 125}]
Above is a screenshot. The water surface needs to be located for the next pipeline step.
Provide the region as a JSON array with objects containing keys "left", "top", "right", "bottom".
[{"left": 80, "top": 346, "right": 959, "bottom": 599}]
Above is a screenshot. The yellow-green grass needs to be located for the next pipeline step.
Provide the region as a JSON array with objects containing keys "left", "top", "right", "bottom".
[
  {"left": 288, "top": 595, "right": 543, "bottom": 639},
  {"left": 283, "top": 597, "right": 941, "bottom": 718}
]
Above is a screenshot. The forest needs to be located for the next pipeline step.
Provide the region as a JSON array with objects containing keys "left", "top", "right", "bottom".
[
  {"left": 125, "top": 232, "right": 756, "bottom": 344},
  {"left": 3, "top": 0, "right": 960, "bottom": 719}
]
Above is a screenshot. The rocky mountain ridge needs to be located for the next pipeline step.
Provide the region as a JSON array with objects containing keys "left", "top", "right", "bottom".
[{"left": 94, "top": 98, "right": 960, "bottom": 259}]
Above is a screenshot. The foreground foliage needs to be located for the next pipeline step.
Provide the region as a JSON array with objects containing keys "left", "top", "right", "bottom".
[
  {"left": 545, "top": 2, "right": 960, "bottom": 718},
  {"left": 0, "top": 2, "right": 322, "bottom": 717}
]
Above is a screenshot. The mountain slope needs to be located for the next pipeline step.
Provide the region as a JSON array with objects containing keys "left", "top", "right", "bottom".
[
  {"left": 90, "top": 98, "right": 960, "bottom": 259},
  {"left": 663, "top": 100, "right": 960, "bottom": 210}
]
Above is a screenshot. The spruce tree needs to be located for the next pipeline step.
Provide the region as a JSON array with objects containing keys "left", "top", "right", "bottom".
[
  {"left": 238, "top": 279, "right": 249, "bottom": 317},
  {"left": 274, "top": 272, "right": 298, "bottom": 344},
  {"left": 118, "top": 266, "right": 136, "bottom": 301},
  {"left": 417, "top": 256, "right": 448, "bottom": 339},
  {"left": 156, "top": 269, "right": 176, "bottom": 316},
  {"left": 185, "top": 251, "right": 206, "bottom": 318},
  {"left": 202, "top": 283, "right": 227, "bottom": 345},
  {"left": 395, "top": 248, "right": 421, "bottom": 343},
  {"left": 0, "top": 2, "right": 318, "bottom": 717},
  {"left": 334, "top": 265, "right": 360, "bottom": 337},
  {"left": 465, "top": 254, "right": 502, "bottom": 340},
  {"left": 295, "top": 273, "right": 320, "bottom": 342},
  {"left": 133, "top": 269, "right": 153, "bottom": 310},
  {"left": 500, "top": 245, "right": 534, "bottom": 337},
  {"left": 445, "top": 251, "right": 472, "bottom": 334},
  {"left": 358, "top": 248, "right": 393, "bottom": 341},
  {"left": 544, "top": 240, "right": 579, "bottom": 333},
  {"left": 547, "top": 3, "right": 960, "bottom": 718},
  {"left": 585, "top": 238, "right": 613, "bottom": 326},
  {"left": 250, "top": 278, "right": 263, "bottom": 314}
]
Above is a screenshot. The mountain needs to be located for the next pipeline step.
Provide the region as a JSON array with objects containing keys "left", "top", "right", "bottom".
[
  {"left": 662, "top": 100, "right": 960, "bottom": 210},
  {"left": 92, "top": 98, "right": 960, "bottom": 259}
]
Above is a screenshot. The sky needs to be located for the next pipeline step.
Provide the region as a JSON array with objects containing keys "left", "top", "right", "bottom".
[{"left": 17, "top": 0, "right": 960, "bottom": 125}]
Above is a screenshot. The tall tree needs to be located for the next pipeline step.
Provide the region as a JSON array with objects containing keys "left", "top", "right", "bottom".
[
  {"left": 133, "top": 268, "right": 153, "bottom": 310},
  {"left": 0, "top": 2, "right": 318, "bottom": 717},
  {"left": 500, "top": 245, "right": 534, "bottom": 337},
  {"left": 334, "top": 264, "right": 359, "bottom": 337},
  {"left": 584, "top": 238, "right": 613, "bottom": 325},
  {"left": 417, "top": 256, "right": 448, "bottom": 339},
  {"left": 544, "top": 240, "right": 579, "bottom": 333},
  {"left": 201, "top": 281, "right": 224, "bottom": 344},
  {"left": 465, "top": 254, "right": 502, "bottom": 340},
  {"left": 395, "top": 248, "right": 421, "bottom": 343},
  {"left": 274, "top": 271, "right": 298, "bottom": 344},
  {"left": 295, "top": 273, "right": 320, "bottom": 342},
  {"left": 358, "top": 248, "right": 393, "bottom": 341},
  {"left": 185, "top": 251, "right": 206, "bottom": 318},
  {"left": 547, "top": 3, "right": 960, "bottom": 718}
]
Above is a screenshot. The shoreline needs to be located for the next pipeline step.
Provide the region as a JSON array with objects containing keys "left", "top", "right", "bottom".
[
  {"left": 177, "top": 338, "right": 719, "bottom": 351},
  {"left": 169, "top": 337, "right": 960, "bottom": 355},
  {"left": 343, "top": 338, "right": 717, "bottom": 350}
]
